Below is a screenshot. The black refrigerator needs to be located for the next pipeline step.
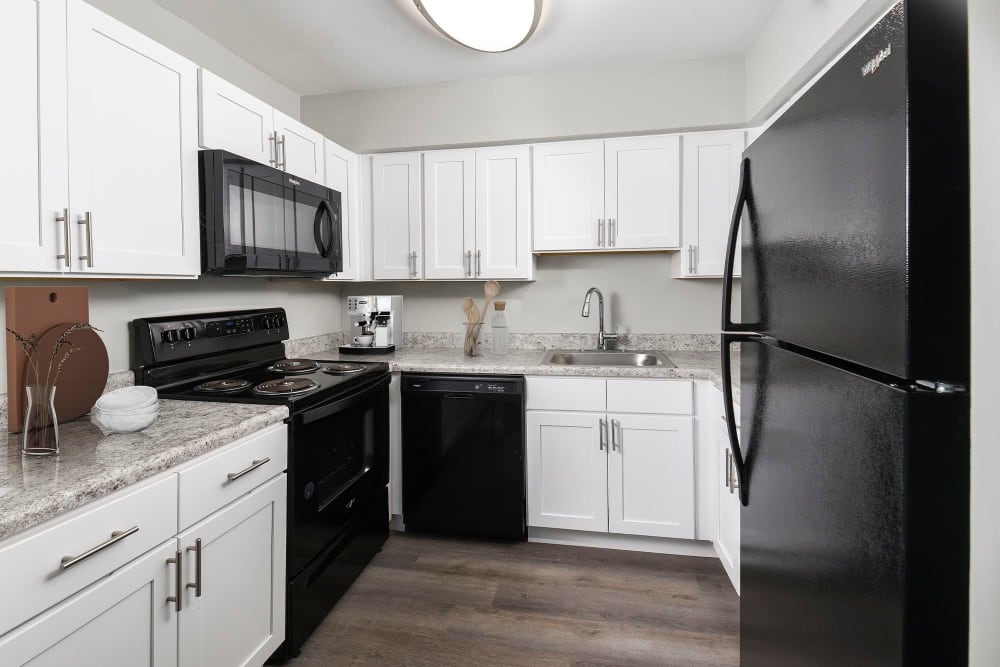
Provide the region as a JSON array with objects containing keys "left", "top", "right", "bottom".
[{"left": 719, "top": 1, "right": 970, "bottom": 665}]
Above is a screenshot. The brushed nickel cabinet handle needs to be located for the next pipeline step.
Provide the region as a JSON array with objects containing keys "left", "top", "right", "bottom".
[
  {"left": 609, "top": 218, "right": 617, "bottom": 247},
  {"left": 186, "top": 538, "right": 202, "bottom": 597},
  {"left": 55, "top": 208, "right": 71, "bottom": 268},
  {"left": 599, "top": 418, "right": 607, "bottom": 451},
  {"left": 78, "top": 212, "right": 94, "bottom": 268},
  {"left": 276, "top": 134, "right": 287, "bottom": 170},
  {"left": 729, "top": 452, "right": 740, "bottom": 492},
  {"left": 475, "top": 250, "right": 482, "bottom": 277},
  {"left": 611, "top": 419, "right": 621, "bottom": 452},
  {"left": 597, "top": 218, "right": 605, "bottom": 247},
  {"left": 688, "top": 244, "right": 696, "bottom": 274},
  {"left": 60, "top": 526, "right": 139, "bottom": 569},
  {"left": 268, "top": 132, "right": 277, "bottom": 166},
  {"left": 410, "top": 251, "right": 418, "bottom": 277},
  {"left": 226, "top": 457, "right": 270, "bottom": 481},
  {"left": 464, "top": 250, "right": 471, "bottom": 277},
  {"left": 166, "top": 548, "right": 182, "bottom": 612}
]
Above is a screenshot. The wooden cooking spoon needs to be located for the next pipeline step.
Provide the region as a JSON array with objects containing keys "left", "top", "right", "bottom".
[{"left": 480, "top": 280, "right": 501, "bottom": 323}]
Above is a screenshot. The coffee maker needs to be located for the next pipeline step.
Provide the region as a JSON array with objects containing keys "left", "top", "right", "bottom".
[{"left": 340, "top": 295, "right": 403, "bottom": 355}]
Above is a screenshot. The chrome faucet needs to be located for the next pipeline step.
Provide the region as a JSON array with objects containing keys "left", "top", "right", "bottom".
[{"left": 581, "top": 287, "right": 619, "bottom": 351}]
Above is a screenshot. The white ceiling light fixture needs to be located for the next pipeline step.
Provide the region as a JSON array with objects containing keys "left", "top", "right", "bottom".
[{"left": 413, "top": 0, "right": 543, "bottom": 53}]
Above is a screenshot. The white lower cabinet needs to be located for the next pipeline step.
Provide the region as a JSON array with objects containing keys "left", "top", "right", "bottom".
[
  {"left": 607, "top": 414, "right": 694, "bottom": 539},
  {"left": 525, "top": 378, "right": 695, "bottom": 540},
  {"left": 178, "top": 475, "right": 286, "bottom": 667},
  {"left": 714, "top": 421, "right": 741, "bottom": 594},
  {"left": 526, "top": 411, "right": 609, "bottom": 532},
  {"left": 0, "top": 425, "right": 288, "bottom": 667},
  {"left": 0, "top": 540, "right": 179, "bottom": 666}
]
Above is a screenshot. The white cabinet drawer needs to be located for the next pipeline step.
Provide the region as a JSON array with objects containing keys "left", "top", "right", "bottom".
[
  {"left": 0, "top": 474, "right": 178, "bottom": 636},
  {"left": 177, "top": 423, "right": 287, "bottom": 530},
  {"left": 526, "top": 377, "right": 606, "bottom": 412},
  {"left": 607, "top": 379, "right": 693, "bottom": 414}
]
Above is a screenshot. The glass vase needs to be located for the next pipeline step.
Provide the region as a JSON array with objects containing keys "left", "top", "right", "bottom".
[
  {"left": 464, "top": 322, "right": 484, "bottom": 357},
  {"left": 22, "top": 385, "right": 59, "bottom": 456}
]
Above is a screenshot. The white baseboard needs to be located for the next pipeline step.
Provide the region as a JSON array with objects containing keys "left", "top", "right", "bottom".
[{"left": 527, "top": 527, "right": 718, "bottom": 558}]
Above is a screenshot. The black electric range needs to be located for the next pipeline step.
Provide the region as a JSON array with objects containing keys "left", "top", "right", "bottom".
[{"left": 130, "top": 308, "right": 390, "bottom": 663}]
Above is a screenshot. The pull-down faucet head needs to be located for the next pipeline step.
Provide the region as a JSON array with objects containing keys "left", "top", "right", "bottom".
[{"left": 582, "top": 287, "right": 602, "bottom": 318}]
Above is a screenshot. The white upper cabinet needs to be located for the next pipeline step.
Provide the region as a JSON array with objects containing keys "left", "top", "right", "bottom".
[
  {"left": 1, "top": 0, "right": 68, "bottom": 275},
  {"left": 272, "top": 110, "right": 325, "bottom": 185},
  {"left": 476, "top": 145, "right": 533, "bottom": 280},
  {"left": 532, "top": 141, "right": 605, "bottom": 251},
  {"left": 533, "top": 137, "right": 681, "bottom": 252},
  {"left": 677, "top": 130, "right": 746, "bottom": 278},
  {"left": 198, "top": 69, "right": 274, "bottom": 165},
  {"left": 423, "top": 149, "right": 475, "bottom": 280},
  {"left": 372, "top": 152, "right": 422, "bottom": 279},
  {"left": 420, "top": 145, "right": 533, "bottom": 280},
  {"left": 199, "top": 69, "right": 325, "bottom": 184},
  {"left": 66, "top": 0, "right": 200, "bottom": 277},
  {"left": 324, "top": 138, "right": 362, "bottom": 280},
  {"left": 605, "top": 136, "right": 681, "bottom": 250},
  {"left": 607, "top": 414, "right": 695, "bottom": 539}
]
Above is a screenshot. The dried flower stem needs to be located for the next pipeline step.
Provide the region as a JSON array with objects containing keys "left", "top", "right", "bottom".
[{"left": 6, "top": 323, "right": 101, "bottom": 387}]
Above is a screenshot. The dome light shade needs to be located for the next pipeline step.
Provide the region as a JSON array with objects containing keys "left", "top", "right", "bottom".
[{"left": 414, "top": 0, "right": 542, "bottom": 53}]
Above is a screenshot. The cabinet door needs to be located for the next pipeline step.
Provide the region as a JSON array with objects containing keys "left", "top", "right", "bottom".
[
  {"left": 66, "top": 0, "right": 200, "bottom": 276},
  {"left": 476, "top": 146, "right": 533, "bottom": 279},
  {"left": 324, "top": 139, "right": 359, "bottom": 280},
  {"left": 607, "top": 414, "right": 694, "bottom": 539},
  {"left": 532, "top": 141, "right": 605, "bottom": 251},
  {"left": 679, "top": 131, "right": 745, "bottom": 277},
  {"left": 178, "top": 475, "right": 286, "bottom": 667},
  {"left": 423, "top": 149, "right": 475, "bottom": 280},
  {"left": 0, "top": 540, "right": 178, "bottom": 667},
  {"left": 372, "top": 152, "right": 422, "bottom": 279},
  {"left": 272, "top": 109, "right": 324, "bottom": 184},
  {"left": 604, "top": 136, "right": 681, "bottom": 249},
  {"left": 714, "top": 423, "right": 741, "bottom": 593},
  {"left": 198, "top": 69, "right": 275, "bottom": 165},
  {"left": 1, "top": 0, "right": 68, "bottom": 275},
  {"left": 526, "top": 411, "right": 608, "bottom": 532}
]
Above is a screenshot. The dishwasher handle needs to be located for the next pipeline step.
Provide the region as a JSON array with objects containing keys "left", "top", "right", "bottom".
[{"left": 443, "top": 393, "right": 476, "bottom": 399}]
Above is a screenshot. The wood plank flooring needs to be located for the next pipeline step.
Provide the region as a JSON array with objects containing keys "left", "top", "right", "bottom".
[{"left": 293, "top": 532, "right": 739, "bottom": 667}]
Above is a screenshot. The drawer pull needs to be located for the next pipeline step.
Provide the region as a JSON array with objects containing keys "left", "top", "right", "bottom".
[
  {"left": 60, "top": 526, "right": 139, "bottom": 570},
  {"left": 226, "top": 457, "right": 271, "bottom": 481},
  {"left": 186, "top": 538, "right": 202, "bottom": 597},
  {"left": 166, "top": 549, "right": 182, "bottom": 612}
]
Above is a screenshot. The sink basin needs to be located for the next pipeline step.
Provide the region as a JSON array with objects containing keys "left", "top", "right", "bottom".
[{"left": 542, "top": 350, "right": 674, "bottom": 368}]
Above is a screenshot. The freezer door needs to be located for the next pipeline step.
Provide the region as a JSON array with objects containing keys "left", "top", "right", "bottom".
[
  {"left": 738, "top": 2, "right": 968, "bottom": 383},
  {"left": 738, "top": 340, "right": 968, "bottom": 666}
]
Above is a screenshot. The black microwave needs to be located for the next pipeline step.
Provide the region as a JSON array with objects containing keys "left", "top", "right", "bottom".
[{"left": 199, "top": 150, "right": 342, "bottom": 277}]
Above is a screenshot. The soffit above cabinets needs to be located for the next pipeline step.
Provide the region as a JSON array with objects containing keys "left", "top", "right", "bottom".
[{"left": 154, "top": 0, "right": 781, "bottom": 96}]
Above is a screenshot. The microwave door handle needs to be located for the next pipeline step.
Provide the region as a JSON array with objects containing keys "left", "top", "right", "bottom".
[{"left": 313, "top": 200, "right": 332, "bottom": 258}]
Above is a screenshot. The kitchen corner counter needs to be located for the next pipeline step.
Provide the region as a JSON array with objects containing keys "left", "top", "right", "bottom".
[
  {"left": 0, "top": 400, "right": 289, "bottom": 541},
  {"left": 307, "top": 348, "right": 739, "bottom": 397}
]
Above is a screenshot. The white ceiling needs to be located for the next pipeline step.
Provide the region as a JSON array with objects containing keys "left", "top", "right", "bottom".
[{"left": 155, "top": 0, "right": 782, "bottom": 96}]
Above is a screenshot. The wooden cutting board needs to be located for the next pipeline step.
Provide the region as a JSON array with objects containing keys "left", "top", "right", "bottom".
[
  {"left": 34, "top": 323, "right": 109, "bottom": 427},
  {"left": 5, "top": 287, "right": 90, "bottom": 432}
]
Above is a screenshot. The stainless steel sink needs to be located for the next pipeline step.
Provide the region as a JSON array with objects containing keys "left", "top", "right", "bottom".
[{"left": 541, "top": 350, "right": 674, "bottom": 368}]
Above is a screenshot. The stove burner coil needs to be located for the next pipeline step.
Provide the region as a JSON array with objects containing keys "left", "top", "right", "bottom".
[
  {"left": 267, "top": 359, "right": 320, "bottom": 374},
  {"left": 253, "top": 378, "right": 320, "bottom": 396},
  {"left": 194, "top": 378, "right": 252, "bottom": 393},
  {"left": 322, "top": 362, "right": 367, "bottom": 375}
]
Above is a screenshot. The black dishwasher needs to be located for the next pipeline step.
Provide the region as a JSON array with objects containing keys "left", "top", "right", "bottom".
[{"left": 401, "top": 374, "right": 526, "bottom": 541}]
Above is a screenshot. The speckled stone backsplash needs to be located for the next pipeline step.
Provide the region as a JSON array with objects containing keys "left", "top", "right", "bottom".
[{"left": 403, "top": 332, "right": 719, "bottom": 351}]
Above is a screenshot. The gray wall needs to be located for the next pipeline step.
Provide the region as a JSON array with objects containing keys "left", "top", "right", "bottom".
[
  {"left": 968, "top": 0, "right": 999, "bottom": 662},
  {"left": 302, "top": 56, "right": 745, "bottom": 153},
  {"left": 86, "top": 0, "right": 300, "bottom": 118},
  {"left": 345, "top": 254, "right": 728, "bottom": 337}
]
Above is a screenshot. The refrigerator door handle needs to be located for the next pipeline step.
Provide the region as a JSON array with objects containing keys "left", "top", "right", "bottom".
[
  {"left": 721, "top": 331, "right": 757, "bottom": 506},
  {"left": 721, "top": 157, "right": 758, "bottom": 333}
]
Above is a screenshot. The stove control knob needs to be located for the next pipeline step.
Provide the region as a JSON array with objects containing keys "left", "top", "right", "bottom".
[
  {"left": 161, "top": 329, "right": 179, "bottom": 344},
  {"left": 181, "top": 327, "right": 195, "bottom": 341}
]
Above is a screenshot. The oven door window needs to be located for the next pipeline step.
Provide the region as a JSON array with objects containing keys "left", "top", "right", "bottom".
[
  {"left": 288, "top": 188, "right": 341, "bottom": 273},
  {"left": 223, "top": 166, "right": 287, "bottom": 270}
]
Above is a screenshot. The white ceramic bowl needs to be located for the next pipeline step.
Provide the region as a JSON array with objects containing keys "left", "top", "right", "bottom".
[
  {"left": 95, "top": 386, "right": 158, "bottom": 413},
  {"left": 91, "top": 408, "right": 159, "bottom": 434},
  {"left": 93, "top": 403, "right": 160, "bottom": 417}
]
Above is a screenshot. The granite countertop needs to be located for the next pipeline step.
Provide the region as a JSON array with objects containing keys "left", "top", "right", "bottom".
[
  {"left": 308, "top": 347, "right": 740, "bottom": 397},
  {"left": 0, "top": 400, "right": 288, "bottom": 541}
]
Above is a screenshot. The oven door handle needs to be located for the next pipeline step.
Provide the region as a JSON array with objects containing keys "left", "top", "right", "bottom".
[{"left": 295, "top": 374, "right": 390, "bottom": 425}]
